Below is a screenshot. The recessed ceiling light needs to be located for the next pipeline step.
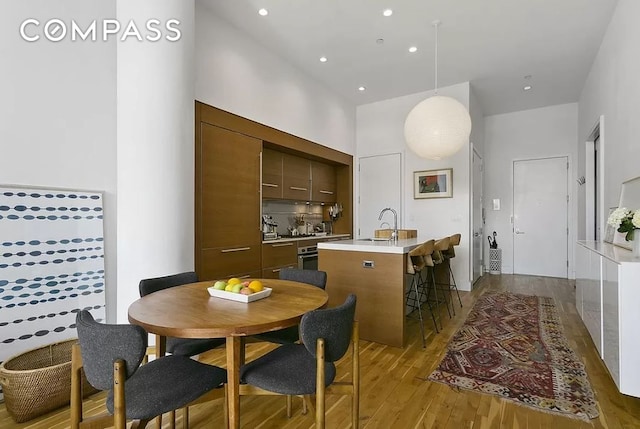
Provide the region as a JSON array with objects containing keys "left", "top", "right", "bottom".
[
  {"left": 258, "top": 8, "right": 268, "bottom": 16},
  {"left": 383, "top": 9, "right": 393, "bottom": 17},
  {"left": 358, "top": 86, "right": 366, "bottom": 91},
  {"left": 319, "top": 56, "right": 327, "bottom": 63},
  {"left": 408, "top": 46, "right": 418, "bottom": 53},
  {"left": 523, "top": 85, "right": 532, "bottom": 91}
]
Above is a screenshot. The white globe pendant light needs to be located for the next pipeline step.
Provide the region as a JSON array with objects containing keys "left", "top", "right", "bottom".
[{"left": 404, "top": 20, "right": 471, "bottom": 160}]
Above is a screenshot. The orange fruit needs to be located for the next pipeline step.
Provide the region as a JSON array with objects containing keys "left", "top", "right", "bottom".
[
  {"left": 227, "top": 278, "right": 241, "bottom": 286},
  {"left": 248, "top": 280, "right": 264, "bottom": 292}
]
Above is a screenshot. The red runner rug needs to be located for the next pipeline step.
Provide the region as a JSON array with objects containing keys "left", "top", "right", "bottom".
[{"left": 428, "top": 292, "right": 598, "bottom": 421}]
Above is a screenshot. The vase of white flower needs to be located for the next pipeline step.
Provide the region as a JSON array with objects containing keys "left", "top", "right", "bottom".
[{"left": 607, "top": 207, "right": 640, "bottom": 257}]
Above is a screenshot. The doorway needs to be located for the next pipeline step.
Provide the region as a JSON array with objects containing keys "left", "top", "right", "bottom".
[
  {"left": 471, "top": 148, "right": 483, "bottom": 284},
  {"left": 513, "top": 156, "right": 568, "bottom": 278},
  {"left": 585, "top": 117, "right": 604, "bottom": 241}
]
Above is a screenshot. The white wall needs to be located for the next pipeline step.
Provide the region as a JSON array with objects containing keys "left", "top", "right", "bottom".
[
  {"left": 194, "top": 2, "right": 356, "bottom": 156},
  {"left": 115, "top": 0, "right": 196, "bottom": 323},
  {"left": 356, "top": 83, "right": 473, "bottom": 291},
  {"left": 0, "top": 0, "right": 118, "bottom": 319},
  {"left": 578, "top": 0, "right": 640, "bottom": 236},
  {"left": 483, "top": 103, "right": 578, "bottom": 276}
]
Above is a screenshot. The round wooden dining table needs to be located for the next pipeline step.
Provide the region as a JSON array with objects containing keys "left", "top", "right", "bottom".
[{"left": 128, "top": 279, "right": 328, "bottom": 429}]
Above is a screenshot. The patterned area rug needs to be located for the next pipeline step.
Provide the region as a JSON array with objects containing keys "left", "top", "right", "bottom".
[{"left": 428, "top": 292, "right": 599, "bottom": 421}]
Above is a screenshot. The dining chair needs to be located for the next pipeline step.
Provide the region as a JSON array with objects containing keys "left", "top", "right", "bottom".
[
  {"left": 239, "top": 294, "right": 359, "bottom": 429},
  {"left": 442, "top": 233, "right": 463, "bottom": 309},
  {"left": 138, "top": 271, "right": 225, "bottom": 357},
  {"left": 70, "top": 310, "right": 227, "bottom": 429},
  {"left": 252, "top": 268, "right": 327, "bottom": 344}
]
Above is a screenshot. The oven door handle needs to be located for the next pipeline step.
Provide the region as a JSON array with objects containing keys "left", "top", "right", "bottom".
[{"left": 298, "top": 254, "right": 318, "bottom": 259}]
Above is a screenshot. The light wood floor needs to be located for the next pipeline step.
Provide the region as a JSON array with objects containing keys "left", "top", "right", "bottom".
[{"left": 2, "top": 274, "right": 640, "bottom": 429}]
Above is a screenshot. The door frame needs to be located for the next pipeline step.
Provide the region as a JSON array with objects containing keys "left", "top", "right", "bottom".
[
  {"left": 356, "top": 152, "right": 403, "bottom": 239},
  {"left": 470, "top": 145, "right": 483, "bottom": 284},
  {"left": 512, "top": 155, "right": 571, "bottom": 278}
]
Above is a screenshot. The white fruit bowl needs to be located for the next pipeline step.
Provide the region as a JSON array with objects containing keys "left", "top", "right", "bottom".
[{"left": 207, "top": 286, "right": 272, "bottom": 303}]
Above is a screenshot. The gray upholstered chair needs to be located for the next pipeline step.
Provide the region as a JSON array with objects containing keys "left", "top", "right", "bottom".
[
  {"left": 139, "top": 272, "right": 225, "bottom": 356},
  {"left": 252, "top": 268, "right": 327, "bottom": 344},
  {"left": 70, "top": 310, "right": 227, "bottom": 429},
  {"left": 240, "top": 294, "right": 359, "bottom": 429}
]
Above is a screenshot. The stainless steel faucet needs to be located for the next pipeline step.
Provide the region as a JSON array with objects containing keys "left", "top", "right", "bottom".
[{"left": 378, "top": 207, "right": 398, "bottom": 241}]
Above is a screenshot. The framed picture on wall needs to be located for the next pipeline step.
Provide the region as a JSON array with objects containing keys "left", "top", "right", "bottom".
[{"left": 413, "top": 168, "right": 453, "bottom": 199}]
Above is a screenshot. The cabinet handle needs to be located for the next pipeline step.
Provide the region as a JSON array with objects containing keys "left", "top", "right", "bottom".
[
  {"left": 238, "top": 274, "right": 251, "bottom": 279},
  {"left": 221, "top": 247, "right": 251, "bottom": 253},
  {"left": 289, "top": 186, "right": 308, "bottom": 191},
  {"left": 319, "top": 190, "right": 334, "bottom": 195},
  {"left": 262, "top": 183, "right": 279, "bottom": 188},
  {"left": 271, "top": 242, "right": 294, "bottom": 247}
]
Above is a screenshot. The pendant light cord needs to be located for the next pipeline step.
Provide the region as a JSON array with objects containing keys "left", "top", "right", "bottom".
[{"left": 433, "top": 20, "right": 440, "bottom": 95}]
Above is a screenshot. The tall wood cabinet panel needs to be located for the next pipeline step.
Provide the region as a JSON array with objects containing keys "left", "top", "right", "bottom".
[
  {"left": 282, "top": 153, "right": 311, "bottom": 200},
  {"left": 196, "top": 121, "right": 262, "bottom": 280},
  {"left": 311, "top": 161, "right": 336, "bottom": 203},
  {"left": 262, "top": 148, "right": 283, "bottom": 199}
]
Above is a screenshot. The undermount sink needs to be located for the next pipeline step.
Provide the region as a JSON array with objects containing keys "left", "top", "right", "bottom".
[{"left": 358, "top": 237, "right": 391, "bottom": 242}]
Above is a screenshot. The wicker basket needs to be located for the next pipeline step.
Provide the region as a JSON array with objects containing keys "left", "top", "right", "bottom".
[{"left": 0, "top": 338, "right": 96, "bottom": 423}]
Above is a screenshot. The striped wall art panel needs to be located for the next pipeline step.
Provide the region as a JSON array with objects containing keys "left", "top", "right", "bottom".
[{"left": 0, "top": 186, "right": 106, "bottom": 397}]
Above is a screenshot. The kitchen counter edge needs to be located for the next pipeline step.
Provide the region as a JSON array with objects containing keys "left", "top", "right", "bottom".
[{"left": 317, "top": 237, "right": 427, "bottom": 254}]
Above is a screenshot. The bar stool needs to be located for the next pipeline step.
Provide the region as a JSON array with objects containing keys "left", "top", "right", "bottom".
[
  {"left": 432, "top": 236, "right": 453, "bottom": 318},
  {"left": 442, "top": 233, "right": 463, "bottom": 311},
  {"left": 406, "top": 240, "right": 440, "bottom": 347}
]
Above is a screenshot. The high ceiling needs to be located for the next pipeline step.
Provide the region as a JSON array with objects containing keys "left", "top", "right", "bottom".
[{"left": 200, "top": 0, "right": 617, "bottom": 116}]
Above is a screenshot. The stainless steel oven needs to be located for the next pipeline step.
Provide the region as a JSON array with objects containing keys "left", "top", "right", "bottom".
[{"left": 298, "top": 245, "right": 318, "bottom": 270}]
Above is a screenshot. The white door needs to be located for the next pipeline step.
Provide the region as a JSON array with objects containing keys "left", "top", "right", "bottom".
[
  {"left": 472, "top": 149, "right": 483, "bottom": 283},
  {"left": 358, "top": 154, "right": 401, "bottom": 239},
  {"left": 513, "top": 157, "right": 568, "bottom": 277}
]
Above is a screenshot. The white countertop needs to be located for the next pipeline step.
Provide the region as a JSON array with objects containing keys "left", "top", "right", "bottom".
[
  {"left": 577, "top": 240, "right": 640, "bottom": 264},
  {"left": 318, "top": 236, "right": 428, "bottom": 254}
]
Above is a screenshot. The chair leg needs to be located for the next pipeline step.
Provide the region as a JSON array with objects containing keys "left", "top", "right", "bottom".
[
  {"left": 169, "top": 410, "right": 176, "bottom": 429},
  {"left": 113, "top": 360, "right": 127, "bottom": 429},
  {"left": 70, "top": 345, "right": 83, "bottom": 429},
  {"left": 412, "top": 275, "right": 426, "bottom": 348},
  {"left": 352, "top": 321, "right": 360, "bottom": 429},
  {"left": 428, "top": 269, "right": 443, "bottom": 331},
  {"left": 316, "top": 338, "right": 326, "bottom": 429},
  {"left": 182, "top": 406, "right": 189, "bottom": 429},
  {"left": 449, "top": 264, "right": 462, "bottom": 308},
  {"left": 286, "top": 395, "right": 292, "bottom": 417},
  {"left": 302, "top": 395, "right": 309, "bottom": 414}
]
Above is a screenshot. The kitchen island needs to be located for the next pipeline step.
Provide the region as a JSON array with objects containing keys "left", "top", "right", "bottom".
[{"left": 318, "top": 237, "right": 432, "bottom": 347}]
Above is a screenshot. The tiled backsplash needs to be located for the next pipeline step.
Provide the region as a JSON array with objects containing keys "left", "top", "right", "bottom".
[{"left": 262, "top": 200, "right": 327, "bottom": 235}]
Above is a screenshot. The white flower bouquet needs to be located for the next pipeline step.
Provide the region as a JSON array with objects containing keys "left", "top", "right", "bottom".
[{"left": 607, "top": 207, "right": 640, "bottom": 241}]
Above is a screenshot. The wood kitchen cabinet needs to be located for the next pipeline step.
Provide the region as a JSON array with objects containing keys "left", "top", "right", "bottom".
[
  {"left": 262, "top": 148, "right": 283, "bottom": 199},
  {"left": 311, "top": 161, "right": 336, "bottom": 203},
  {"left": 196, "top": 120, "right": 262, "bottom": 280},
  {"left": 261, "top": 241, "right": 297, "bottom": 279},
  {"left": 282, "top": 153, "right": 311, "bottom": 200}
]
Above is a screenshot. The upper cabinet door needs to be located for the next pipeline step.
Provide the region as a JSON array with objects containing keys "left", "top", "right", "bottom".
[
  {"left": 200, "top": 124, "right": 262, "bottom": 248},
  {"left": 311, "top": 161, "right": 337, "bottom": 203},
  {"left": 282, "top": 153, "right": 311, "bottom": 200},
  {"left": 262, "top": 148, "right": 283, "bottom": 199}
]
